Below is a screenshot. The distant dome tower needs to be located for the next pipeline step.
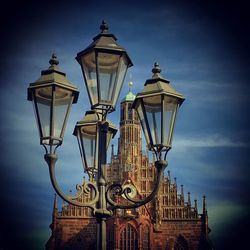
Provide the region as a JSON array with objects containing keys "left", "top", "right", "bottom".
[{"left": 118, "top": 81, "right": 142, "bottom": 182}]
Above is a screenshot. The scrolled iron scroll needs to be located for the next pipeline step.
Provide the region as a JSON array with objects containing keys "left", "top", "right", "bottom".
[
  {"left": 106, "top": 160, "right": 167, "bottom": 210},
  {"left": 44, "top": 153, "right": 99, "bottom": 211}
]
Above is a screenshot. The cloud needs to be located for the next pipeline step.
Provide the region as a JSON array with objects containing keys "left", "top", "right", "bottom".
[{"left": 173, "top": 134, "right": 247, "bottom": 151}]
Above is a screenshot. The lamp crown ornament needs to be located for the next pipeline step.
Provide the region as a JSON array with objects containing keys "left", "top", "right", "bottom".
[
  {"left": 100, "top": 20, "right": 109, "bottom": 33},
  {"left": 152, "top": 62, "right": 162, "bottom": 77},
  {"left": 49, "top": 53, "right": 59, "bottom": 66}
]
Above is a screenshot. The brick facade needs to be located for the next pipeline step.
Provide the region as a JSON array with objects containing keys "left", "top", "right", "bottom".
[{"left": 46, "top": 88, "right": 213, "bottom": 250}]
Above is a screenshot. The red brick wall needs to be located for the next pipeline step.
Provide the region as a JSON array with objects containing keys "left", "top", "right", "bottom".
[{"left": 48, "top": 217, "right": 97, "bottom": 250}]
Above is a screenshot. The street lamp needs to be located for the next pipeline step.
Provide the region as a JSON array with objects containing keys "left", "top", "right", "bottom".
[
  {"left": 132, "top": 62, "right": 185, "bottom": 160},
  {"left": 76, "top": 20, "right": 133, "bottom": 116},
  {"left": 27, "top": 53, "right": 79, "bottom": 153},
  {"left": 27, "top": 21, "right": 184, "bottom": 250},
  {"left": 73, "top": 110, "right": 117, "bottom": 180}
]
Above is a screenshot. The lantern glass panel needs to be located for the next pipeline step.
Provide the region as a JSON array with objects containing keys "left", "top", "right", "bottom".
[
  {"left": 136, "top": 101, "right": 151, "bottom": 148},
  {"left": 34, "top": 86, "right": 53, "bottom": 144},
  {"left": 113, "top": 54, "right": 128, "bottom": 107},
  {"left": 79, "top": 124, "right": 97, "bottom": 173},
  {"left": 81, "top": 51, "right": 98, "bottom": 106},
  {"left": 97, "top": 52, "right": 120, "bottom": 103},
  {"left": 54, "top": 86, "right": 74, "bottom": 138},
  {"left": 143, "top": 95, "right": 162, "bottom": 146},
  {"left": 163, "top": 95, "right": 179, "bottom": 147}
]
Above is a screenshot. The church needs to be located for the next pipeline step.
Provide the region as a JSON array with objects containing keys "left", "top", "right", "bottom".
[{"left": 46, "top": 83, "right": 214, "bottom": 250}]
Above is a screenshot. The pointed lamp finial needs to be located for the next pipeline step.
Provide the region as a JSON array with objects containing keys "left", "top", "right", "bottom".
[
  {"left": 49, "top": 53, "right": 59, "bottom": 66},
  {"left": 152, "top": 62, "right": 162, "bottom": 78},
  {"left": 100, "top": 20, "right": 109, "bottom": 33}
]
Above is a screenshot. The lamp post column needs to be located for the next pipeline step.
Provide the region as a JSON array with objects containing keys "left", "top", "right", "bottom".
[{"left": 96, "top": 121, "right": 110, "bottom": 250}]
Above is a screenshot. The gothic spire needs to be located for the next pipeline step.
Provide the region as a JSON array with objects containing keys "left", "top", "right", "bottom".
[
  {"left": 203, "top": 195, "right": 207, "bottom": 214},
  {"left": 53, "top": 193, "right": 58, "bottom": 214},
  {"left": 111, "top": 144, "right": 114, "bottom": 161},
  {"left": 181, "top": 184, "right": 184, "bottom": 196},
  {"left": 188, "top": 192, "right": 191, "bottom": 206},
  {"left": 194, "top": 199, "right": 198, "bottom": 211}
]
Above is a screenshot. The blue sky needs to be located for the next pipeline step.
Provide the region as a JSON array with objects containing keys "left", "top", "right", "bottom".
[{"left": 0, "top": 1, "right": 249, "bottom": 249}]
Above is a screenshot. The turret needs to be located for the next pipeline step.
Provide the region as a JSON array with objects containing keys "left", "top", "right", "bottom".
[
  {"left": 203, "top": 195, "right": 207, "bottom": 214},
  {"left": 111, "top": 144, "right": 114, "bottom": 161},
  {"left": 202, "top": 195, "right": 209, "bottom": 238},
  {"left": 181, "top": 184, "right": 184, "bottom": 205},
  {"left": 187, "top": 192, "right": 191, "bottom": 206},
  {"left": 53, "top": 193, "right": 58, "bottom": 216},
  {"left": 194, "top": 199, "right": 198, "bottom": 218}
]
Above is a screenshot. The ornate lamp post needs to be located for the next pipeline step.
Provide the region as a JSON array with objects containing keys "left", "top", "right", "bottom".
[{"left": 27, "top": 21, "right": 185, "bottom": 250}]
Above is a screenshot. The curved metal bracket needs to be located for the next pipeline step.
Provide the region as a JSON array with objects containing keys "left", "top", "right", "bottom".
[
  {"left": 44, "top": 153, "right": 98, "bottom": 211},
  {"left": 106, "top": 160, "right": 167, "bottom": 210}
]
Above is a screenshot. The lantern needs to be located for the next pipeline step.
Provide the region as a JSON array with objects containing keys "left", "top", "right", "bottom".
[
  {"left": 133, "top": 63, "right": 185, "bottom": 155},
  {"left": 76, "top": 21, "right": 133, "bottom": 113},
  {"left": 27, "top": 54, "right": 79, "bottom": 148}
]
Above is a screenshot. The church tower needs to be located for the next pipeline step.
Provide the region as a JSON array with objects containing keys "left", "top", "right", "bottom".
[{"left": 118, "top": 82, "right": 142, "bottom": 182}]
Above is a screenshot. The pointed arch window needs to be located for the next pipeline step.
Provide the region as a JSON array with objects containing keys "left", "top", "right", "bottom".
[
  {"left": 121, "top": 105, "right": 125, "bottom": 121},
  {"left": 128, "top": 103, "right": 133, "bottom": 120},
  {"left": 120, "top": 224, "right": 138, "bottom": 250}
]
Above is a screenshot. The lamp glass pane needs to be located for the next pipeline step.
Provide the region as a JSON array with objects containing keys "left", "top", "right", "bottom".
[
  {"left": 97, "top": 52, "right": 120, "bottom": 103},
  {"left": 81, "top": 51, "right": 98, "bottom": 105},
  {"left": 54, "top": 86, "right": 74, "bottom": 138},
  {"left": 34, "top": 86, "right": 52, "bottom": 140},
  {"left": 80, "top": 125, "right": 97, "bottom": 173},
  {"left": 143, "top": 95, "right": 162, "bottom": 146},
  {"left": 112, "top": 54, "right": 128, "bottom": 107},
  {"left": 136, "top": 102, "right": 151, "bottom": 148},
  {"left": 163, "top": 95, "right": 179, "bottom": 147}
]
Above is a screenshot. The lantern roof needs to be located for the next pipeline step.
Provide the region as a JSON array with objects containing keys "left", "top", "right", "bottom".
[
  {"left": 136, "top": 63, "right": 185, "bottom": 103},
  {"left": 76, "top": 20, "right": 133, "bottom": 67},
  {"left": 73, "top": 110, "right": 117, "bottom": 136},
  {"left": 27, "top": 54, "right": 79, "bottom": 102}
]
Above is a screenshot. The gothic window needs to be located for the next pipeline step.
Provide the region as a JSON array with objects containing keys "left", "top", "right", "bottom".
[
  {"left": 149, "top": 181, "right": 153, "bottom": 190},
  {"left": 128, "top": 103, "right": 133, "bottom": 120},
  {"left": 172, "top": 195, "right": 175, "bottom": 205},
  {"left": 148, "top": 168, "right": 153, "bottom": 177},
  {"left": 121, "top": 106, "right": 125, "bottom": 121},
  {"left": 141, "top": 181, "right": 146, "bottom": 191},
  {"left": 174, "top": 235, "right": 189, "bottom": 250},
  {"left": 163, "top": 208, "right": 167, "bottom": 218},
  {"left": 163, "top": 196, "right": 168, "bottom": 206},
  {"left": 142, "top": 169, "right": 146, "bottom": 178},
  {"left": 142, "top": 225, "right": 150, "bottom": 249},
  {"left": 120, "top": 224, "right": 138, "bottom": 250}
]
